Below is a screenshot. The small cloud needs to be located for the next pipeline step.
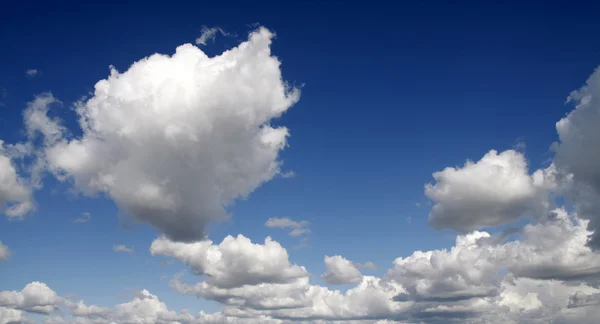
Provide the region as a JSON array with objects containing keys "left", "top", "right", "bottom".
[
  {"left": 289, "top": 227, "right": 311, "bottom": 237},
  {"left": 514, "top": 137, "right": 526, "bottom": 152},
  {"left": 406, "top": 216, "right": 412, "bottom": 224},
  {"left": 113, "top": 245, "right": 134, "bottom": 254},
  {"left": 195, "top": 26, "right": 229, "bottom": 45},
  {"left": 265, "top": 217, "right": 310, "bottom": 238},
  {"left": 73, "top": 212, "right": 91, "bottom": 224},
  {"left": 266, "top": 217, "right": 311, "bottom": 248},
  {"left": 0, "top": 241, "right": 11, "bottom": 261},
  {"left": 415, "top": 202, "right": 421, "bottom": 207},
  {"left": 25, "top": 69, "right": 39, "bottom": 78},
  {"left": 354, "top": 261, "right": 377, "bottom": 270},
  {"left": 280, "top": 171, "right": 296, "bottom": 179}
]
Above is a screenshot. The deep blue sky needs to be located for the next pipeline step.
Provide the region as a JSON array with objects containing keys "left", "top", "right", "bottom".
[{"left": 1, "top": 0, "right": 600, "bottom": 317}]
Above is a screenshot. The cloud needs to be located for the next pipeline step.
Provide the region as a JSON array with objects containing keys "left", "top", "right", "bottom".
[
  {"left": 73, "top": 212, "right": 91, "bottom": 224},
  {"left": 502, "top": 208, "right": 600, "bottom": 281},
  {"left": 0, "top": 282, "right": 63, "bottom": 314},
  {"left": 265, "top": 217, "right": 311, "bottom": 237},
  {"left": 425, "top": 149, "right": 552, "bottom": 232},
  {"left": 25, "top": 69, "right": 39, "bottom": 78},
  {"left": 0, "top": 306, "right": 30, "bottom": 324},
  {"left": 0, "top": 241, "right": 10, "bottom": 260},
  {"left": 113, "top": 245, "right": 134, "bottom": 254},
  {"left": 388, "top": 231, "right": 501, "bottom": 303},
  {"left": 150, "top": 234, "right": 307, "bottom": 289},
  {"left": 44, "top": 287, "right": 283, "bottom": 324},
  {"left": 195, "top": 26, "right": 229, "bottom": 45},
  {"left": 66, "top": 300, "right": 110, "bottom": 317},
  {"left": 553, "top": 66, "right": 600, "bottom": 249},
  {"left": 322, "top": 255, "right": 363, "bottom": 285},
  {"left": 355, "top": 261, "right": 377, "bottom": 270},
  {"left": 0, "top": 142, "right": 34, "bottom": 218},
  {"left": 34, "top": 27, "right": 299, "bottom": 242},
  {"left": 568, "top": 291, "right": 600, "bottom": 308}
]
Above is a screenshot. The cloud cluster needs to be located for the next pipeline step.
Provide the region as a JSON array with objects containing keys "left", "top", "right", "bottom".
[
  {"left": 5, "top": 25, "right": 600, "bottom": 324},
  {"left": 18, "top": 27, "right": 299, "bottom": 242}
]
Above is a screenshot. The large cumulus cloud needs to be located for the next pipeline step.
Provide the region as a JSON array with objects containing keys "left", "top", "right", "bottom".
[
  {"left": 553, "top": 66, "right": 600, "bottom": 249},
  {"left": 37, "top": 27, "right": 299, "bottom": 241}
]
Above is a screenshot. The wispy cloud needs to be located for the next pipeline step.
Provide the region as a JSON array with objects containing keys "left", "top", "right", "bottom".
[
  {"left": 113, "top": 245, "right": 134, "bottom": 254},
  {"left": 265, "top": 217, "right": 311, "bottom": 237},
  {"left": 355, "top": 261, "right": 377, "bottom": 270},
  {"left": 73, "top": 212, "right": 91, "bottom": 224},
  {"left": 195, "top": 26, "right": 229, "bottom": 46}
]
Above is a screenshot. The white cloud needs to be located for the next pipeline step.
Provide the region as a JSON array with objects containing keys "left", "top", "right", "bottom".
[
  {"left": 322, "top": 255, "right": 363, "bottom": 285},
  {"left": 25, "top": 69, "right": 39, "bottom": 78},
  {"left": 0, "top": 306, "right": 30, "bottom": 324},
  {"left": 553, "top": 66, "right": 600, "bottom": 249},
  {"left": 37, "top": 27, "right": 299, "bottom": 242},
  {"left": 0, "top": 241, "right": 10, "bottom": 260},
  {"left": 425, "top": 149, "right": 551, "bottom": 232},
  {"left": 73, "top": 212, "right": 91, "bottom": 224},
  {"left": 113, "top": 245, "right": 134, "bottom": 254},
  {"left": 195, "top": 26, "right": 228, "bottom": 45},
  {"left": 150, "top": 234, "right": 307, "bottom": 289},
  {"left": 388, "top": 231, "right": 501, "bottom": 303},
  {"left": 0, "top": 282, "right": 63, "bottom": 314},
  {"left": 0, "top": 142, "right": 34, "bottom": 218},
  {"left": 265, "top": 217, "right": 311, "bottom": 237}
]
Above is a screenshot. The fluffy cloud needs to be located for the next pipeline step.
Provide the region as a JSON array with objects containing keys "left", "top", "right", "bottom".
[
  {"left": 502, "top": 208, "right": 600, "bottom": 281},
  {"left": 0, "top": 143, "right": 34, "bottom": 218},
  {"left": 322, "top": 255, "right": 363, "bottom": 285},
  {"left": 0, "top": 282, "right": 63, "bottom": 314},
  {"left": 0, "top": 241, "right": 10, "bottom": 260},
  {"left": 425, "top": 149, "right": 552, "bottom": 232},
  {"left": 113, "top": 245, "right": 134, "bottom": 254},
  {"left": 553, "top": 66, "right": 600, "bottom": 249},
  {"left": 388, "top": 231, "right": 501, "bottom": 303},
  {"left": 37, "top": 27, "right": 299, "bottom": 242},
  {"left": 265, "top": 217, "right": 311, "bottom": 237},
  {"left": 150, "top": 234, "right": 307, "bottom": 289}
]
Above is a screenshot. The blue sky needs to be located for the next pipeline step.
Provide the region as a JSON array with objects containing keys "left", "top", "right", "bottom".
[{"left": 2, "top": 1, "right": 600, "bottom": 323}]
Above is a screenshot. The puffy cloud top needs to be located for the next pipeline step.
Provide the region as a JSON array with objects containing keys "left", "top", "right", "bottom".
[{"left": 426, "top": 149, "right": 550, "bottom": 232}]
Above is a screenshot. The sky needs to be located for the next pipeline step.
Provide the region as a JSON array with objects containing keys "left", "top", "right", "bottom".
[{"left": 2, "top": 0, "right": 600, "bottom": 323}]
